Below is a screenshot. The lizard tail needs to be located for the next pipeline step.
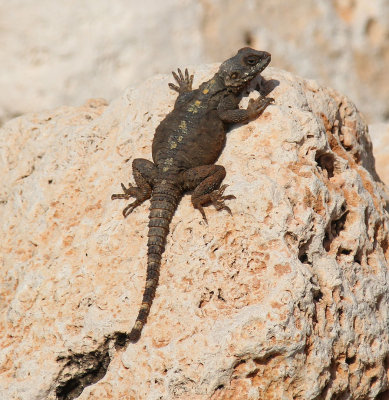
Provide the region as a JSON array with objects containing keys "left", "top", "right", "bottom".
[{"left": 128, "top": 181, "right": 181, "bottom": 342}]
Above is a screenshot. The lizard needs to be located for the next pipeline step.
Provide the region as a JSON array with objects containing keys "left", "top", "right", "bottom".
[{"left": 111, "top": 47, "right": 274, "bottom": 343}]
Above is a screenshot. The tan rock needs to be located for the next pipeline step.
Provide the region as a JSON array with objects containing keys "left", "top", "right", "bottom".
[
  {"left": 1, "top": 66, "right": 389, "bottom": 399},
  {"left": 370, "top": 123, "right": 389, "bottom": 187}
]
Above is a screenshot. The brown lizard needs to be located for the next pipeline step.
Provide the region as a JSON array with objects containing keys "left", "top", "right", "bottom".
[{"left": 112, "top": 47, "right": 273, "bottom": 343}]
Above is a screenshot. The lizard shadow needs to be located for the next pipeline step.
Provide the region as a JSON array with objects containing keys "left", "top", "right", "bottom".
[{"left": 255, "top": 77, "right": 280, "bottom": 97}]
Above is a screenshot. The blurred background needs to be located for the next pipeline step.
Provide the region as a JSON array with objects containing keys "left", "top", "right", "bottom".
[
  {"left": 1, "top": 0, "right": 389, "bottom": 124},
  {"left": 1, "top": 1, "right": 388, "bottom": 163}
]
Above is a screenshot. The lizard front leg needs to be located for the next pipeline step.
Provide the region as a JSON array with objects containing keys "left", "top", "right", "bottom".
[
  {"left": 168, "top": 68, "right": 194, "bottom": 94},
  {"left": 181, "top": 165, "right": 235, "bottom": 222},
  {"left": 217, "top": 93, "right": 274, "bottom": 124},
  {"left": 111, "top": 158, "right": 157, "bottom": 217},
  {"left": 168, "top": 68, "right": 196, "bottom": 106}
]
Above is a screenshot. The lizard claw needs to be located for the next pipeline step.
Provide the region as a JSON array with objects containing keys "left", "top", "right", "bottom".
[
  {"left": 111, "top": 182, "right": 134, "bottom": 200},
  {"left": 247, "top": 96, "right": 274, "bottom": 119},
  {"left": 111, "top": 182, "right": 150, "bottom": 217},
  {"left": 169, "top": 68, "right": 194, "bottom": 93},
  {"left": 210, "top": 184, "right": 236, "bottom": 215},
  {"left": 122, "top": 201, "right": 142, "bottom": 218},
  {"left": 195, "top": 204, "right": 208, "bottom": 224},
  {"left": 168, "top": 83, "right": 180, "bottom": 92}
]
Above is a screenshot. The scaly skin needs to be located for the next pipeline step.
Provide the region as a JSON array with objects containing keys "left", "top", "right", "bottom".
[{"left": 112, "top": 47, "right": 274, "bottom": 343}]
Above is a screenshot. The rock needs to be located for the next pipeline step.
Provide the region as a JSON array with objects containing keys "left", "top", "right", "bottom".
[
  {"left": 369, "top": 123, "right": 389, "bottom": 187},
  {"left": 1, "top": 66, "right": 389, "bottom": 399},
  {"left": 1, "top": 0, "right": 389, "bottom": 125}
]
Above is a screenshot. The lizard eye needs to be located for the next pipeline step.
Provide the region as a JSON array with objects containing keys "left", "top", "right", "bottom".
[
  {"left": 230, "top": 72, "right": 239, "bottom": 79},
  {"left": 245, "top": 56, "right": 258, "bottom": 66}
]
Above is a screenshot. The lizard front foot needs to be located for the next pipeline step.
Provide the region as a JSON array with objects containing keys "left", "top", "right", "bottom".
[
  {"left": 247, "top": 95, "right": 274, "bottom": 119},
  {"left": 168, "top": 68, "right": 194, "bottom": 93}
]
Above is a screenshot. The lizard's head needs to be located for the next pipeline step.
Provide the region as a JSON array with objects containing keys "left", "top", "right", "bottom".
[{"left": 218, "top": 47, "right": 271, "bottom": 89}]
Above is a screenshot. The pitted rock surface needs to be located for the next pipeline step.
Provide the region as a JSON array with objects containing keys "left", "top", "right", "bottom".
[{"left": 1, "top": 66, "right": 388, "bottom": 399}]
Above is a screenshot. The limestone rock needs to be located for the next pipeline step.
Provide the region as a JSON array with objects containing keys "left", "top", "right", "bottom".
[
  {"left": 370, "top": 123, "right": 389, "bottom": 187},
  {"left": 1, "top": 66, "right": 389, "bottom": 399}
]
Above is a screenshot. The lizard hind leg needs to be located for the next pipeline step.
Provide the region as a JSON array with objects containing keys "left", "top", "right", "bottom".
[
  {"left": 181, "top": 165, "right": 235, "bottom": 222},
  {"left": 111, "top": 158, "right": 157, "bottom": 217}
]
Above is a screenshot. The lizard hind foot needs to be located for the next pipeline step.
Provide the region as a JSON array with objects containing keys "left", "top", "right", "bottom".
[
  {"left": 111, "top": 182, "right": 136, "bottom": 200},
  {"left": 111, "top": 182, "right": 151, "bottom": 218},
  {"left": 210, "top": 184, "right": 236, "bottom": 215},
  {"left": 122, "top": 200, "right": 143, "bottom": 218}
]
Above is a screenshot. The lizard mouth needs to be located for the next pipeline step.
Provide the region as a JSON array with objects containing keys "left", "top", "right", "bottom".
[
  {"left": 239, "top": 57, "right": 270, "bottom": 86},
  {"left": 259, "top": 56, "right": 271, "bottom": 72},
  {"left": 253, "top": 53, "right": 271, "bottom": 75}
]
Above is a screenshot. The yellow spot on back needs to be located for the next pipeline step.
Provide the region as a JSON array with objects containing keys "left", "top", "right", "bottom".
[
  {"left": 179, "top": 120, "right": 187, "bottom": 133},
  {"left": 168, "top": 134, "right": 179, "bottom": 148},
  {"left": 177, "top": 135, "right": 183, "bottom": 142},
  {"left": 162, "top": 157, "right": 173, "bottom": 172},
  {"left": 202, "top": 88, "right": 209, "bottom": 94},
  {"left": 187, "top": 100, "right": 202, "bottom": 114}
]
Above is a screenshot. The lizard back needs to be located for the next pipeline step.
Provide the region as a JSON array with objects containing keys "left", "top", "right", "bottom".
[{"left": 152, "top": 77, "right": 227, "bottom": 171}]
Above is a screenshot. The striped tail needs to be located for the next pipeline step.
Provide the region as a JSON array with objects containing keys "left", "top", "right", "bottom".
[{"left": 128, "top": 181, "right": 181, "bottom": 342}]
